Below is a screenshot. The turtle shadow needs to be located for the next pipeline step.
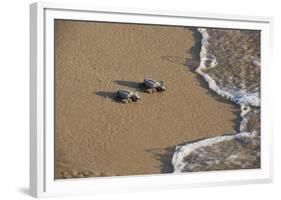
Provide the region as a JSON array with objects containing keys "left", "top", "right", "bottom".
[
  {"left": 114, "top": 80, "right": 142, "bottom": 90},
  {"left": 95, "top": 91, "right": 120, "bottom": 102},
  {"left": 114, "top": 80, "right": 149, "bottom": 93}
]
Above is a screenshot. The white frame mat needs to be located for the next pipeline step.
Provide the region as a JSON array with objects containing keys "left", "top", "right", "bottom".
[{"left": 30, "top": 2, "right": 273, "bottom": 198}]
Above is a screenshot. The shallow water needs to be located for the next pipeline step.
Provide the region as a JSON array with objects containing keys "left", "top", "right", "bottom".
[
  {"left": 205, "top": 28, "right": 260, "bottom": 98},
  {"left": 172, "top": 132, "right": 260, "bottom": 172},
  {"left": 172, "top": 27, "right": 261, "bottom": 173}
]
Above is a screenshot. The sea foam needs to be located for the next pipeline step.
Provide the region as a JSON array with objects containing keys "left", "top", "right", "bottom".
[
  {"left": 172, "top": 131, "right": 258, "bottom": 173},
  {"left": 196, "top": 28, "right": 260, "bottom": 107},
  {"left": 171, "top": 28, "right": 261, "bottom": 173}
]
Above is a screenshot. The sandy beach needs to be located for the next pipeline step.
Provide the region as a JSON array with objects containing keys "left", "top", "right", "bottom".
[{"left": 54, "top": 20, "right": 240, "bottom": 179}]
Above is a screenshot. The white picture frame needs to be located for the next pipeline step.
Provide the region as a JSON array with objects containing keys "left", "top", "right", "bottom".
[{"left": 30, "top": 2, "right": 274, "bottom": 198}]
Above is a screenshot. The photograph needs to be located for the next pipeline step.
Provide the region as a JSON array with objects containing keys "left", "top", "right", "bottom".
[{"left": 54, "top": 19, "right": 261, "bottom": 179}]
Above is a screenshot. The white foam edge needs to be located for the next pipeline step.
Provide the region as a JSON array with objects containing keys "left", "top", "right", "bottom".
[
  {"left": 172, "top": 131, "right": 258, "bottom": 173},
  {"left": 196, "top": 28, "right": 260, "bottom": 107}
]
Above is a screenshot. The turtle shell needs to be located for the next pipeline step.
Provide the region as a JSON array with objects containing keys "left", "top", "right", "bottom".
[
  {"left": 117, "top": 90, "right": 133, "bottom": 99},
  {"left": 144, "top": 78, "right": 161, "bottom": 88}
]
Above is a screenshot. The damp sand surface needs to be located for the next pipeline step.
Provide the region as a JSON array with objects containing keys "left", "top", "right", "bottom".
[{"left": 55, "top": 20, "right": 240, "bottom": 179}]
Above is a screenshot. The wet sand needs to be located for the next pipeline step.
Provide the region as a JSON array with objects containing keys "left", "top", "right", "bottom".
[
  {"left": 203, "top": 28, "right": 260, "bottom": 94},
  {"left": 55, "top": 20, "right": 240, "bottom": 179}
]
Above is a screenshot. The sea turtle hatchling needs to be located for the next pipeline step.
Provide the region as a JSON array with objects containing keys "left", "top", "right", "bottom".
[
  {"left": 117, "top": 89, "right": 141, "bottom": 103},
  {"left": 143, "top": 78, "right": 166, "bottom": 93}
]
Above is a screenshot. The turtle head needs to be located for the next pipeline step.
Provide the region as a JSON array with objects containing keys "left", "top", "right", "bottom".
[
  {"left": 132, "top": 92, "right": 141, "bottom": 101},
  {"left": 157, "top": 81, "right": 165, "bottom": 91}
]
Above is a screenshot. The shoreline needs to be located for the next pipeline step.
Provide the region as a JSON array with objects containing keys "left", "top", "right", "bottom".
[
  {"left": 55, "top": 20, "right": 240, "bottom": 179},
  {"left": 172, "top": 28, "right": 260, "bottom": 173}
]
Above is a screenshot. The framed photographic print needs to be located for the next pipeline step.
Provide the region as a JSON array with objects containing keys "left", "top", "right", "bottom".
[{"left": 30, "top": 2, "right": 273, "bottom": 198}]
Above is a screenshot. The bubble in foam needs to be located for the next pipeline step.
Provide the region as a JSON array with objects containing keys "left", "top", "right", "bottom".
[{"left": 202, "top": 53, "right": 217, "bottom": 69}]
